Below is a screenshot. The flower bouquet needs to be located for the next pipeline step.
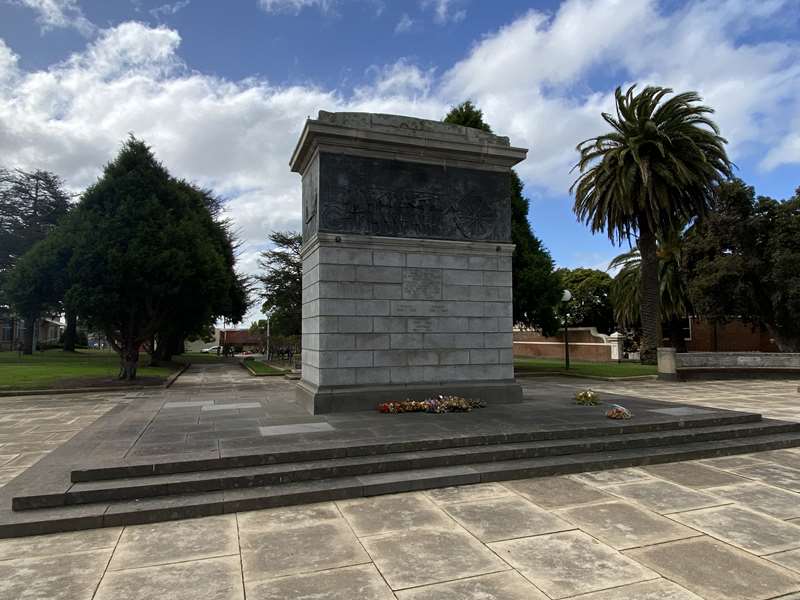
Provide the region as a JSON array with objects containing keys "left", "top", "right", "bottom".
[
  {"left": 378, "top": 395, "right": 486, "bottom": 414},
  {"left": 575, "top": 389, "right": 600, "bottom": 406},
  {"left": 606, "top": 404, "right": 632, "bottom": 420}
]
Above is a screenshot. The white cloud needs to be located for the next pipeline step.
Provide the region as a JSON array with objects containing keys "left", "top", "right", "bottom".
[
  {"left": 358, "top": 59, "right": 434, "bottom": 98},
  {"left": 441, "top": 0, "right": 800, "bottom": 193},
  {"left": 257, "top": 0, "right": 336, "bottom": 15},
  {"left": 394, "top": 13, "right": 413, "bottom": 34},
  {"left": 149, "top": 0, "right": 191, "bottom": 20},
  {"left": 14, "top": 0, "right": 95, "bottom": 36},
  {"left": 1, "top": 0, "right": 798, "bottom": 322},
  {"left": 421, "top": 0, "right": 466, "bottom": 24}
]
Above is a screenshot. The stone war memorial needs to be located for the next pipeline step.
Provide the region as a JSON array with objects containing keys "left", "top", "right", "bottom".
[{"left": 290, "top": 111, "right": 527, "bottom": 413}]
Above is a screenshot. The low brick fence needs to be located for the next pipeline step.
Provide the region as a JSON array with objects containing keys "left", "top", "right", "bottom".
[
  {"left": 658, "top": 348, "right": 800, "bottom": 380},
  {"left": 514, "top": 328, "right": 623, "bottom": 363}
]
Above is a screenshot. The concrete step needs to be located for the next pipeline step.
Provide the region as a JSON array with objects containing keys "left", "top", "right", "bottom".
[
  {"left": 13, "top": 419, "right": 800, "bottom": 510},
  {"left": 70, "top": 412, "right": 763, "bottom": 483},
  {"left": 3, "top": 428, "right": 800, "bottom": 538}
]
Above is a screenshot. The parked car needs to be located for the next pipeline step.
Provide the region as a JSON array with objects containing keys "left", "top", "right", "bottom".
[{"left": 201, "top": 345, "right": 221, "bottom": 354}]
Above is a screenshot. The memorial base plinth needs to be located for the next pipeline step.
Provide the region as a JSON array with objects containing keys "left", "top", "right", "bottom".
[{"left": 296, "top": 379, "right": 523, "bottom": 414}]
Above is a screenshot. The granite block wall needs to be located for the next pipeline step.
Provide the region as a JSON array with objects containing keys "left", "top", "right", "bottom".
[{"left": 300, "top": 237, "right": 515, "bottom": 390}]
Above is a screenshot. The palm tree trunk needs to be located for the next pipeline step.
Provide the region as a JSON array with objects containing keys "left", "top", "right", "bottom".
[{"left": 638, "top": 219, "right": 661, "bottom": 364}]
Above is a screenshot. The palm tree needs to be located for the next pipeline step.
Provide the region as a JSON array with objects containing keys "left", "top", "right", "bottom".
[
  {"left": 610, "top": 232, "right": 691, "bottom": 351},
  {"left": 572, "top": 85, "right": 732, "bottom": 363}
]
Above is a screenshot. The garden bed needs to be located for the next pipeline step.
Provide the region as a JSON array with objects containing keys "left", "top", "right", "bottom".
[{"left": 241, "top": 359, "right": 287, "bottom": 377}]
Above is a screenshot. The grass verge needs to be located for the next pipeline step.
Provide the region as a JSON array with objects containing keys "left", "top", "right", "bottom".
[
  {"left": 514, "top": 357, "right": 657, "bottom": 378},
  {"left": 242, "top": 359, "right": 287, "bottom": 376},
  {"left": 0, "top": 350, "right": 175, "bottom": 390}
]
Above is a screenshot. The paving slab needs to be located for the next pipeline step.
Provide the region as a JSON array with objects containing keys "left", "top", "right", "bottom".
[
  {"left": 109, "top": 514, "right": 238, "bottom": 570},
  {"left": 0, "top": 548, "right": 111, "bottom": 600},
  {"left": 758, "top": 449, "right": 800, "bottom": 469},
  {"left": 0, "top": 524, "right": 120, "bottom": 561},
  {"left": 504, "top": 475, "right": 613, "bottom": 509},
  {"left": 732, "top": 463, "right": 800, "bottom": 491},
  {"left": 626, "top": 537, "right": 800, "bottom": 600},
  {"left": 337, "top": 493, "right": 451, "bottom": 537},
  {"left": 394, "top": 570, "right": 548, "bottom": 599},
  {"left": 571, "top": 579, "right": 704, "bottom": 599},
  {"left": 94, "top": 555, "right": 244, "bottom": 600},
  {"left": 557, "top": 501, "right": 698, "bottom": 550},
  {"left": 442, "top": 494, "right": 573, "bottom": 542},
  {"left": 671, "top": 505, "right": 800, "bottom": 555},
  {"left": 709, "top": 482, "right": 800, "bottom": 519},
  {"left": 571, "top": 467, "right": 652, "bottom": 486},
  {"left": 240, "top": 515, "right": 369, "bottom": 582},
  {"left": 489, "top": 530, "right": 656, "bottom": 599},
  {"left": 700, "top": 455, "right": 768, "bottom": 470},
  {"left": 236, "top": 502, "right": 340, "bottom": 531},
  {"left": 246, "top": 564, "right": 395, "bottom": 600},
  {"left": 361, "top": 526, "right": 508, "bottom": 590},
  {"left": 424, "top": 482, "right": 511, "bottom": 504},
  {"left": 767, "top": 548, "right": 800, "bottom": 574},
  {"left": 258, "top": 422, "right": 335, "bottom": 436},
  {"left": 602, "top": 479, "right": 724, "bottom": 513},
  {"left": 644, "top": 461, "right": 751, "bottom": 488}
]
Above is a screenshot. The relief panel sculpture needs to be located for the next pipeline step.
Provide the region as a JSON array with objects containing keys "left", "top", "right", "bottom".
[{"left": 314, "top": 153, "right": 511, "bottom": 242}]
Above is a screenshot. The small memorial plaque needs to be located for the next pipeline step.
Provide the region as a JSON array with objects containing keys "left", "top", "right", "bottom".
[
  {"left": 408, "top": 318, "right": 434, "bottom": 332},
  {"left": 403, "top": 268, "right": 442, "bottom": 300}
]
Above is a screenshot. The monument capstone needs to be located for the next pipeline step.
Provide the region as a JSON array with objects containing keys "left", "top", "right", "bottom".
[{"left": 290, "top": 111, "right": 527, "bottom": 413}]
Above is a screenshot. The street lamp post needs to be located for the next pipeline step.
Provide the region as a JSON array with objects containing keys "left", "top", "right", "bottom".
[
  {"left": 561, "top": 289, "right": 573, "bottom": 370},
  {"left": 264, "top": 307, "right": 274, "bottom": 361}
]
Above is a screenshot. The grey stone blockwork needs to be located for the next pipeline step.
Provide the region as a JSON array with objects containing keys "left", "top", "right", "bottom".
[
  {"left": 290, "top": 111, "right": 527, "bottom": 413},
  {"left": 300, "top": 235, "right": 516, "bottom": 389}
]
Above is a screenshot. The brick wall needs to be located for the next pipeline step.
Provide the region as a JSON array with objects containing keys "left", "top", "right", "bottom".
[
  {"left": 513, "top": 328, "right": 615, "bottom": 362},
  {"left": 687, "top": 318, "right": 779, "bottom": 352},
  {"left": 301, "top": 235, "right": 515, "bottom": 389}
]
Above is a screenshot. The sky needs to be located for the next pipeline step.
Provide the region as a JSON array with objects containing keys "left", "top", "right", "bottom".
[{"left": 1, "top": 0, "right": 799, "bottom": 326}]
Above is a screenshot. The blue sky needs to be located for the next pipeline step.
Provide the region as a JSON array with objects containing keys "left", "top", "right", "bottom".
[{"left": 1, "top": 0, "right": 799, "bottom": 323}]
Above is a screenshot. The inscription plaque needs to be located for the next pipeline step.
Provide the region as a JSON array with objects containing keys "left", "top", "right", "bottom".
[
  {"left": 408, "top": 318, "right": 434, "bottom": 332},
  {"left": 403, "top": 269, "right": 442, "bottom": 300}
]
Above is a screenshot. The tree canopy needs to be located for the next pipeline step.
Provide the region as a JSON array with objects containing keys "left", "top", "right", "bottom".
[
  {"left": 683, "top": 179, "right": 800, "bottom": 351},
  {"left": 7, "top": 137, "right": 249, "bottom": 377},
  {"left": 258, "top": 231, "right": 302, "bottom": 338},
  {"left": 444, "top": 100, "right": 562, "bottom": 334},
  {"left": 556, "top": 267, "right": 614, "bottom": 334},
  {"left": 572, "top": 85, "right": 732, "bottom": 363},
  {"left": 0, "top": 168, "right": 72, "bottom": 352},
  {"left": 609, "top": 230, "right": 691, "bottom": 349}
]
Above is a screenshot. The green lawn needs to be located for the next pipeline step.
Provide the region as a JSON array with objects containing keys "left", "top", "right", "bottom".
[
  {"left": 181, "top": 352, "right": 232, "bottom": 364},
  {"left": 0, "top": 350, "right": 175, "bottom": 390},
  {"left": 243, "top": 360, "right": 287, "bottom": 376},
  {"left": 514, "top": 357, "right": 657, "bottom": 378}
]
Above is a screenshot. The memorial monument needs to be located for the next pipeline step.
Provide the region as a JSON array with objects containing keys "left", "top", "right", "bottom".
[{"left": 290, "top": 111, "right": 528, "bottom": 413}]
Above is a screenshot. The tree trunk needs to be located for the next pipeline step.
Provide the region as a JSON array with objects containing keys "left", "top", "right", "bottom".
[
  {"left": 149, "top": 334, "right": 163, "bottom": 367},
  {"left": 22, "top": 314, "right": 36, "bottom": 355},
  {"left": 63, "top": 311, "right": 77, "bottom": 352},
  {"left": 638, "top": 219, "right": 661, "bottom": 364},
  {"left": 119, "top": 341, "right": 139, "bottom": 380}
]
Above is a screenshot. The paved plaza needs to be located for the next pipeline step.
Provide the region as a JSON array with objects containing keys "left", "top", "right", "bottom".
[{"left": 0, "top": 364, "right": 798, "bottom": 599}]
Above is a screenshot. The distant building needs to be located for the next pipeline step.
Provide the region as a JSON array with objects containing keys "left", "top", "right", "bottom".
[
  {"left": 0, "top": 314, "right": 64, "bottom": 351},
  {"left": 219, "top": 329, "right": 262, "bottom": 353}
]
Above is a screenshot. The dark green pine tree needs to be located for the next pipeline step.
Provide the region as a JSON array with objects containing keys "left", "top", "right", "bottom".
[
  {"left": 7, "top": 137, "right": 249, "bottom": 379},
  {"left": 444, "top": 101, "right": 561, "bottom": 334}
]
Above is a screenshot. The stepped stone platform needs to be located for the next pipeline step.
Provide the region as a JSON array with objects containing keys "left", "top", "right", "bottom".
[{"left": 2, "top": 382, "right": 800, "bottom": 538}]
